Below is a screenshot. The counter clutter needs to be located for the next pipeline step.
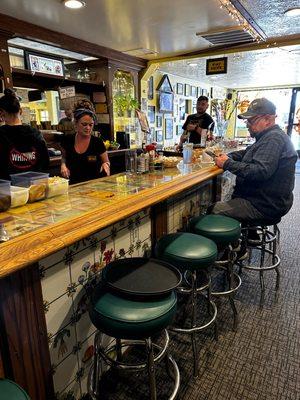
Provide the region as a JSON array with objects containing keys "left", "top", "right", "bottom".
[
  {"left": 0, "top": 173, "right": 69, "bottom": 211},
  {"left": 0, "top": 161, "right": 223, "bottom": 400},
  {"left": 0, "top": 163, "right": 222, "bottom": 277}
]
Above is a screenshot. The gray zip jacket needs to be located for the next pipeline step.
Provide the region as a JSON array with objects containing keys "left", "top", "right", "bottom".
[{"left": 223, "top": 125, "right": 297, "bottom": 220}]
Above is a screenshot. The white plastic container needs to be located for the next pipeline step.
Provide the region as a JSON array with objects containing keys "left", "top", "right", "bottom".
[
  {"left": 10, "top": 172, "right": 49, "bottom": 203},
  {"left": 10, "top": 186, "right": 29, "bottom": 208},
  {"left": 46, "top": 177, "right": 69, "bottom": 198},
  {"left": 0, "top": 179, "right": 11, "bottom": 212}
]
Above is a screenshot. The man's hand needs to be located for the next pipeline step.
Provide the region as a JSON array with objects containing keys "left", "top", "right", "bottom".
[
  {"left": 215, "top": 153, "right": 229, "bottom": 168},
  {"left": 187, "top": 123, "right": 198, "bottom": 131}
]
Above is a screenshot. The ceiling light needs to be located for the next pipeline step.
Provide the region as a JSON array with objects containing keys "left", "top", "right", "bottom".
[
  {"left": 63, "top": 0, "right": 86, "bottom": 9},
  {"left": 284, "top": 8, "right": 300, "bottom": 17},
  {"left": 188, "top": 62, "right": 198, "bottom": 67}
]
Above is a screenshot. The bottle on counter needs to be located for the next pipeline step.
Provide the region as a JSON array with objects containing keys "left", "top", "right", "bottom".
[
  {"left": 200, "top": 129, "right": 208, "bottom": 147},
  {"left": 125, "top": 150, "right": 137, "bottom": 174},
  {"left": 137, "top": 154, "right": 146, "bottom": 174},
  {"left": 144, "top": 152, "right": 149, "bottom": 173}
]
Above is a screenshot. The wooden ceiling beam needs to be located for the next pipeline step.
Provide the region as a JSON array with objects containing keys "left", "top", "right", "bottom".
[{"left": 0, "top": 13, "right": 147, "bottom": 69}]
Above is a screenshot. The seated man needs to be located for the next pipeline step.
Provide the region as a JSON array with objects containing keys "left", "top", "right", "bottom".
[{"left": 211, "top": 98, "right": 297, "bottom": 255}]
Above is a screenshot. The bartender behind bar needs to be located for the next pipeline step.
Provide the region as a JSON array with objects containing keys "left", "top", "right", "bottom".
[{"left": 177, "top": 95, "right": 214, "bottom": 149}]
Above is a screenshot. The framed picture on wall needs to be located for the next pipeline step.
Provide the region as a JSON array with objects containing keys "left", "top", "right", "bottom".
[
  {"left": 202, "top": 88, "right": 208, "bottom": 97},
  {"left": 148, "top": 76, "right": 154, "bottom": 100},
  {"left": 176, "top": 125, "right": 182, "bottom": 135},
  {"left": 136, "top": 109, "right": 150, "bottom": 133},
  {"left": 158, "top": 92, "right": 173, "bottom": 113},
  {"left": 25, "top": 51, "right": 64, "bottom": 77},
  {"left": 184, "top": 84, "right": 190, "bottom": 97},
  {"left": 141, "top": 98, "right": 148, "bottom": 112},
  {"left": 176, "top": 83, "right": 184, "bottom": 95},
  {"left": 165, "top": 117, "right": 173, "bottom": 139},
  {"left": 148, "top": 105, "right": 155, "bottom": 123},
  {"left": 179, "top": 98, "right": 185, "bottom": 120},
  {"left": 156, "top": 115, "right": 162, "bottom": 128},
  {"left": 191, "top": 86, "right": 197, "bottom": 97},
  {"left": 156, "top": 130, "right": 163, "bottom": 142},
  {"left": 150, "top": 127, "right": 155, "bottom": 141}
]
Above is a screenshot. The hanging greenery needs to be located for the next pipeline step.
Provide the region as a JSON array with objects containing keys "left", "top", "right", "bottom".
[{"left": 113, "top": 94, "right": 139, "bottom": 117}]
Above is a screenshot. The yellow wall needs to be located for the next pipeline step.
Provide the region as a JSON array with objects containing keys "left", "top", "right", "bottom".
[
  {"left": 140, "top": 66, "right": 230, "bottom": 147},
  {"left": 20, "top": 90, "right": 59, "bottom": 125}
]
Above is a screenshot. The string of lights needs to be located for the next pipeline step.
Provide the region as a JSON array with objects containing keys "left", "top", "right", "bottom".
[{"left": 218, "top": 0, "right": 265, "bottom": 43}]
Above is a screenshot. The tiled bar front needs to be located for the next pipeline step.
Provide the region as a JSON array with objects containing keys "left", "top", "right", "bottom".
[
  {"left": 0, "top": 165, "right": 222, "bottom": 399},
  {"left": 41, "top": 182, "right": 214, "bottom": 399},
  {"left": 41, "top": 210, "right": 152, "bottom": 399}
]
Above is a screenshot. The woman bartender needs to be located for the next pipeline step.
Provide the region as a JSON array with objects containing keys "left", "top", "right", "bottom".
[{"left": 60, "top": 100, "right": 110, "bottom": 184}]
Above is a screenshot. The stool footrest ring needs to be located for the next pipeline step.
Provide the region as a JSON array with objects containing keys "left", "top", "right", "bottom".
[
  {"left": 211, "top": 272, "right": 242, "bottom": 296},
  {"left": 170, "top": 299, "right": 217, "bottom": 333},
  {"left": 242, "top": 252, "right": 280, "bottom": 272},
  {"left": 100, "top": 330, "right": 169, "bottom": 370}
]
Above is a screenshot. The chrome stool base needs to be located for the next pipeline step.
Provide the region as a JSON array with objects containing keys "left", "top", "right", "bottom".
[
  {"left": 88, "top": 329, "right": 180, "bottom": 400},
  {"left": 239, "top": 225, "right": 281, "bottom": 295},
  {"left": 211, "top": 246, "right": 242, "bottom": 332},
  {"left": 171, "top": 270, "right": 217, "bottom": 377}
]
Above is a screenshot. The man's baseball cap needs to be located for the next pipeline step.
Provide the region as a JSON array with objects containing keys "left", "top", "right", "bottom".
[{"left": 238, "top": 98, "right": 276, "bottom": 119}]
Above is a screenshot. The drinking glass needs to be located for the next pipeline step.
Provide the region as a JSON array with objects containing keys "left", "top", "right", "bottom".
[{"left": 183, "top": 143, "right": 193, "bottom": 164}]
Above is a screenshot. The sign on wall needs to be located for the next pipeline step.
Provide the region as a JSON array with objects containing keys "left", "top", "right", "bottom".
[
  {"left": 59, "top": 86, "right": 76, "bottom": 99},
  {"left": 206, "top": 57, "right": 228, "bottom": 75}
]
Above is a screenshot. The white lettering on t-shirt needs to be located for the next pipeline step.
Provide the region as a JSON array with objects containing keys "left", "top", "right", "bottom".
[
  {"left": 11, "top": 151, "right": 36, "bottom": 162},
  {"left": 9, "top": 148, "right": 38, "bottom": 169}
]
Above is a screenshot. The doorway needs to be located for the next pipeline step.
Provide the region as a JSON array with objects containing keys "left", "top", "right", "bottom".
[
  {"left": 288, "top": 88, "right": 300, "bottom": 156},
  {"left": 235, "top": 88, "right": 293, "bottom": 138}
]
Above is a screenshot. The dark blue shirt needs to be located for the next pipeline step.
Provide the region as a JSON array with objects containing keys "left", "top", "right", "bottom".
[{"left": 223, "top": 125, "right": 297, "bottom": 219}]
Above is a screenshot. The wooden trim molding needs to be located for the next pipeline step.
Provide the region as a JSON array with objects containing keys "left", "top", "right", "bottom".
[
  {"left": 0, "top": 13, "right": 147, "bottom": 69},
  {"left": 0, "top": 167, "right": 223, "bottom": 278},
  {"left": 0, "top": 35, "right": 13, "bottom": 88},
  {"left": 0, "top": 264, "right": 54, "bottom": 399},
  {"left": 151, "top": 201, "right": 168, "bottom": 251}
]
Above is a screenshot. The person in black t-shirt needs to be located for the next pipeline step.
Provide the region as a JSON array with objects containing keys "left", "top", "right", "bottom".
[
  {"left": 177, "top": 96, "right": 214, "bottom": 149},
  {"left": 58, "top": 107, "right": 74, "bottom": 135},
  {"left": 0, "top": 88, "right": 49, "bottom": 180},
  {"left": 60, "top": 100, "right": 110, "bottom": 184}
]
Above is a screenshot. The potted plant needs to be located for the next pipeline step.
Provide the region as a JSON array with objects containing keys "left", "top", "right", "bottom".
[{"left": 113, "top": 94, "right": 139, "bottom": 117}]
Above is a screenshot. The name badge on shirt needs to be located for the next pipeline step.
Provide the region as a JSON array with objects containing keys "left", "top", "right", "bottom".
[{"left": 87, "top": 156, "right": 97, "bottom": 162}]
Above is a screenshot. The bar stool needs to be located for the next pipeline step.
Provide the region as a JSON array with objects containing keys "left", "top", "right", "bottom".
[
  {"left": 88, "top": 258, "right": 181, "bottom": 400},
  {"left": 239, "top": 218, "right": 281, "bottom": 303},
  {"left": 155, "top": 232, "right": 218, "bottom": 377},
  {"left": 189, "top": 214, "right": 242, "bottom": 331},
  {"left": 0, "top": 379, "right": 30, "bottom": 400}
]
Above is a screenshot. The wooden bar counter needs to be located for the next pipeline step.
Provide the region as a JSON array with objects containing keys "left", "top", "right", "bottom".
[{"left": 0, "top": 163, "right": 222, "bottom": 400}]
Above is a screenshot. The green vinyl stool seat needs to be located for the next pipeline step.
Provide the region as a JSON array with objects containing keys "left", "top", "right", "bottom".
[
  {"left": 88, "top": 284, "right": 180, "bottom": 399},
  {"left": 155, "top": 232, "right": 218, "bottom": 271},
  {"left": 0, "top": 379, "right": 30, "bottom": 400},
  {"left": 155, "top": 232, "right": 218, "bottom": 377},
  {"left": 90, "top": 289, "right": 177, "bottom": 340},
  {"left": 189, "top": 214, "right": 242, "bottom": 331},
  {"left": 189, "top": 215, "right": 241, "bottom": 245}
]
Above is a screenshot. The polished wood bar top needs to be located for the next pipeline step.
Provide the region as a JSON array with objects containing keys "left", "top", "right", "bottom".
[{"left": 0, "top": 163, "right": 222, "bottom": 277}]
